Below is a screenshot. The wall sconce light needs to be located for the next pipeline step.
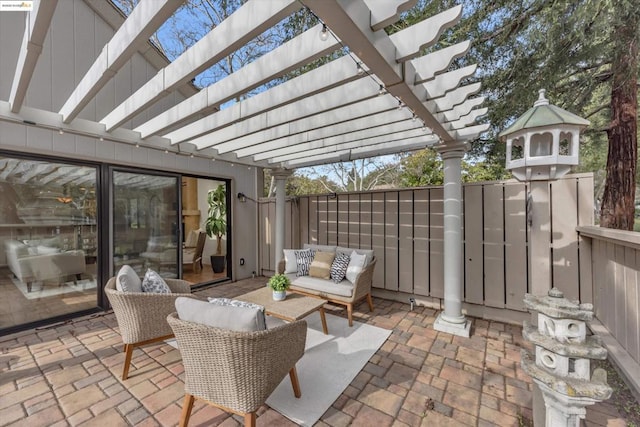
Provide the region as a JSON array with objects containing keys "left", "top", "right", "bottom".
[{"left": 237, "top": 192, "right": 247, "bottom": 203}]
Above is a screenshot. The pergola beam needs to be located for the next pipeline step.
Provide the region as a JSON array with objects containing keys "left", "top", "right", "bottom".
[
  {"left": 59, "top": 0, "right": 182, "bottom": 123},
  {"left": 302, "top": 0, "right": 456, "bottom": 142},
  {"left": 9, "top": 0, "right": 58, "bottom": 113},
  {"left": 135, "top": 23, "right": 340, "bottom": 138},
  {"left": 101, "top": 0, "right": 301, "bottom": 131},
  {"left": 164, "top": 55, "right": 360, "bottom": 145}
]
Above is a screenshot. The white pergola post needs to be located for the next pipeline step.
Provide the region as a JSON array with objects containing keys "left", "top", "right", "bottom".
[
  {"left": 433, "top": 147, "right": 471, "bottom": 337},
  {"left": 272, "top": 169, "right": 292, "bottom": 268}
]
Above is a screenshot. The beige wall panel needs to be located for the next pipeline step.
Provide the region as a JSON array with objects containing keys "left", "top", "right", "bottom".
[
  {"left": 371, "top": 192, "right": 385, "bottom": 289},
  {"left": 308, "top": 197, "right": 319, "bottom": 244},
  {"left": 399, "top": 191, "right": 414, "bottom": 294},
  {"left": 285, "top": 199, "right": 293, "bottom": 249},
  {"left": 601, "top": 242, "right": 617, "bottom": 334},
  {"left": 504, "top": 183, "right": 528, "bottom": 311},
  {"left": 360, "top": 193, "right": 372, "bottom": 249},
  {"left": 551, "top": 179, "right": 580, "bottom": 300},
  {"left": 614, "top": 244, "right": 626, "bottom": 342},
  {"left": 484, "top": 185, "right": 505, "bottom": 308},
  {"left": 268, "top": 202, "right": 276, "bottom": 271},
  {"left": 27, "top": 7, "right": 54, "bottom": 110},
  {"left": 0, "top": 10, "right": 23, "bottom": 100},
  {"left": 624, "top": 247, "right": 639, "bottom": 362},
  {"left": 464, "top": 185, "right": 483, "bottom": 305},
  {"left": 430, "top": 188, "right": 444, "bottom": 299},
  {"left": 385, "top": 192, "right": 399, "bottom": 291},
  {"left": 631, "top": 250, "right": 640, "bottom": 363},
  {"left": 348, "top": 195, "right": 360, "bottom": 248},
  {"left": 327, "top": 197, "right": 338, "bottom": 246},
  {"left": 74, "top": 1, "right": 96, "bottom": 120},
  {"left": 51, "top": 0, "right": 76, "bottom": 112},
  {"left": 338, "top": 195, "right": 349, "bottom": 247},
  {"left": 577, "top": 177, "right": 594, "bottom": 302},
  {"left": 299, "top": 197, "right": 309, "bottom": 247},
  {"left": 413, "top": 189, "right": 429, "bottom": 296},
  {"left": 317, "top": 196, "right": 328, "bottom": 245}
]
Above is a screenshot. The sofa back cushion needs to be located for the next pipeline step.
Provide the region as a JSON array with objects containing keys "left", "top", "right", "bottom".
[
  {"left": 303, "top": 243, "right": 337, "bottom": 254},
  {"left": 309, "top": 251, "right": 335, "bottom": 279},
  {"left": 175, "top": 297, "right": 266, "bottom": 332},
  {"left": 116, "top": 264, "right": 142, "bottom": 293},
  {"left": 336, "top": 246, "right": 374, "bottom": 266}
]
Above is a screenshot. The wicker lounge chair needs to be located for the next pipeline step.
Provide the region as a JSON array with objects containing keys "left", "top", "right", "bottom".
[
  {"left": 105, "top": 277, "right": 193, "bottom": 380},
  {"left": 167, "top": 312, "right": 307, "bottom": 427}
]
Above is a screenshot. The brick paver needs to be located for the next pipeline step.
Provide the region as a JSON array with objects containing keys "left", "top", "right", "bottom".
[{"left": 0, "top": 277, "right": 632, "bottom": 426}]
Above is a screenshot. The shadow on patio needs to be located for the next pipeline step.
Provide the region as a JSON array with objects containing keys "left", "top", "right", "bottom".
[{"left": 0, "top": 277, "right": 634, "bottom": 427}]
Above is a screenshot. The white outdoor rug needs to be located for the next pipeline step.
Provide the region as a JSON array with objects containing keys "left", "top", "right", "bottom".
[
  {"left": 11, "top": 276, "right": 96, "bottom": 300},
  {"left": 266, "top": 311, "right": 391, "bottom": 426},
  {"left": 166, "top": 311, "right": 391, "bottom": 426}
]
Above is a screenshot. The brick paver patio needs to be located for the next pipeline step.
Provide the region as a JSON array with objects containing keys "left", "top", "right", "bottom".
[{"left": 0, "top": 278, "right": 630, "bottom": 426}]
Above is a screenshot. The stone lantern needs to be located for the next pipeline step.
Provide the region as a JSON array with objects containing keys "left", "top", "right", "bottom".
[
  {"left": 521, "top": 288, "right": 612, "bottom": 427},
  {"left": 499, "top": 89, "right": 589, "bottom": 181}
]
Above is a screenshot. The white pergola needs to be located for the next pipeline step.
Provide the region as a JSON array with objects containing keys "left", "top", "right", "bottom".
[{"left": 3, "top": 0, "right": 490, "bottom": 337}]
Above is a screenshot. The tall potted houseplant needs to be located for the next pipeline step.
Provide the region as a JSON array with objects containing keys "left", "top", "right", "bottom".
[{"left": 205, "top": 184, "right": 227, "bottom": 273}]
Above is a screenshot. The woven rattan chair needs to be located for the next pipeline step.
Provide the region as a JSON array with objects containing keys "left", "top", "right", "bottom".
[
  {"left": 105, "top": 277, "right": 193, "bottom": 380},
  {"left": 167, "top": 312, "right": 307, "bottom": 427}
]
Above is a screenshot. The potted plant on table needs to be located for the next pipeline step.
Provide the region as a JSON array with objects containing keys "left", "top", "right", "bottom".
[
  {"left": 205, "top": 184, "right": 227, "bottom": 273},
  {"left": 268, "top": 273, "right": 291, "bottom": 301}
]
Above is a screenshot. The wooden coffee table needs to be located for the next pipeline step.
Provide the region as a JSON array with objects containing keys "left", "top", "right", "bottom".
[{"left": 238, "top": 287, "right": 329, "bottom": 334}]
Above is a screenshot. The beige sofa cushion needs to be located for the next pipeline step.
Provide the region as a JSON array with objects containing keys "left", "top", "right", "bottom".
[
  {"left": 290, "top": 275, "right": 354, "bottom": 297},
  {"left": 175, "top": 297, "right": 266, "bottom": 331}
]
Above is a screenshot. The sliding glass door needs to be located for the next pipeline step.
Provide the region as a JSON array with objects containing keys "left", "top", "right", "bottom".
[
  {"left": 112, "top": 170, "right": 180, "bottom": 279},
  {"left": 0, "top": 154, "right": 98, "bottom": 332}
]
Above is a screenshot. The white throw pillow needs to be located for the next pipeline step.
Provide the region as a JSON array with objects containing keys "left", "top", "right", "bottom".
[
  {"left": 116, "top": 265, "right": 142, "bottom": 292},
  {"left": 345, "top": 251, "right": 367, "bottom": 283},
  {"left": 283, "top": 249, "right": 298, "bottom": 274}
]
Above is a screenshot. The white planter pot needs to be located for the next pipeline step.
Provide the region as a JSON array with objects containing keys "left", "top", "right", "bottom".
[{"left": 272, "top": 290, "right": 286, "bottom": 301}]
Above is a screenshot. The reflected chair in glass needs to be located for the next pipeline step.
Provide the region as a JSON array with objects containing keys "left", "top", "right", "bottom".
[
  {"left": 182, "top": 231, "right": 206, "bottom": 273},
  {"left": 105, "top": 277, "right": 193, "bottom": 380},
  {"left": 167, "top": 313, "right": 307, "bottom": 427}
]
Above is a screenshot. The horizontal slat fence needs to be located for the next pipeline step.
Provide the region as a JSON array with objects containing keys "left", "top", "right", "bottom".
[{"left": 259, "top": 174, "right": 594, "bottom": 321}]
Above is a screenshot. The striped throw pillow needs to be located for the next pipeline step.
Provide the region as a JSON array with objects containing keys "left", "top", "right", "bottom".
[{"left": 330, "top": 252, "right": 351, "bottom": 283}]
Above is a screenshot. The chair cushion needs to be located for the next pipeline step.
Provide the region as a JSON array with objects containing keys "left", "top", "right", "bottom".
[
  {"left": 283, "top": 249, "right": 298, "bottom": 274},
  {"left": 345, "top": 251, "right": 367, "bottom": 283},
  {"left": 330, "top": 252, "right": 351, "bottom": 283},
  {"left": 141, "top": 269, "right": 171, "bottom": 293},
  {"left": 336, "top": 246, "right": 374, "bottom": 266},
  {"left": 295, "top": 249, "right": 313, "bottom": 277},
  {"left": 208, "top": 297, "right": 264, "bottom": 313},
  {"left": 116, "top": 264, "right": 142, "bottom": 292},
  {"left": 309, "top": 251, "right": 335, "bottom": 279},
  {"left": 175, "top": 297, "right": 266, "bottom": 331}
]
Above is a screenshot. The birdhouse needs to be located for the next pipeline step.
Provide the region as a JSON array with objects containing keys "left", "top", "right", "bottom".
[{"left": 499, "top": 89, "right": 589, "bottom": 181}]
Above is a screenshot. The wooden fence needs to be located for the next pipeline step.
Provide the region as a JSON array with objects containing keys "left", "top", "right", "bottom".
[
  {"left": 258, "top": 173, "right": 594, "bottom": 322},
  {"left": 577, "top": 226, "right": 640, "bottom": 366}
]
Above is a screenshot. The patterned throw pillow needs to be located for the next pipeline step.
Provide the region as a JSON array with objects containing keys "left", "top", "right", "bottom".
[
  {"left": 141, "top": 269, "right": 171, "bottom": 293},
  {"left": 330, "top": 252, "right": 351, "bottom": 283},
  {"left": 208, "top": 297, "right": 265, "bottom": 313},
  {"left": 295, "top": 249, "right": 314, "bottom": 277}
]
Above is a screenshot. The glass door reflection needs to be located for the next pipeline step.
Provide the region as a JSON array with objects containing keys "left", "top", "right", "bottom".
[{"left": 112, "top": 171, "right": 179, "bottom": 279}]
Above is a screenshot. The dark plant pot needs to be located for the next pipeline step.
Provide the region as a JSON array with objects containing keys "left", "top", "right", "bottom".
[{"left": 211, "top": 255, "right": 226, "bottom": 273}]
